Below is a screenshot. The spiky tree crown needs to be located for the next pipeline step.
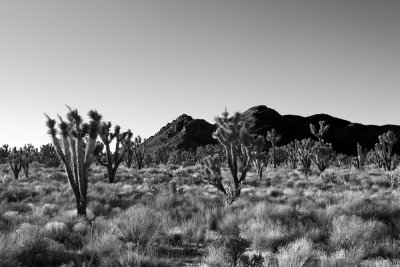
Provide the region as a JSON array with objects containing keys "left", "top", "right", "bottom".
[
  {"left": 310, "top": 121, "right": 330, "bottom": 141},
  {"left": 379, "top": 131, "right": 398, "bottom": 146},
  {"left": 266, "top": 129, "right": 282, "bottom": 144},
  {"left": 45, "top": 107, "right": 102, "bottom": 149},
  {"left": 213, "top": 111, "right": 243, "bottom": 144}
]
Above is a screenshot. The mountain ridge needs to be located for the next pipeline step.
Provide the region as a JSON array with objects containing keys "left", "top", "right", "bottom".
[{"left": 145, "top": 105, "right": 400, "bottom": 155}]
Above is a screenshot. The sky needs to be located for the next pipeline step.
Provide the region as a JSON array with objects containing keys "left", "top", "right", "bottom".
[{"left": 0, "top": 0, "right": 399, "bottom": 148}]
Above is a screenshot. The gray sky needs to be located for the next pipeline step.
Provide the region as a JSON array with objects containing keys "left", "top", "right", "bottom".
[{"left": 1, "top": 0, "right": 399, "bottom": 147}]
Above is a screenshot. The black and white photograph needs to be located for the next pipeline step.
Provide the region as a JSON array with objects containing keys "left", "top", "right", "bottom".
[{"left": 1, "top": 1, "right": 400, "bottom": 266}]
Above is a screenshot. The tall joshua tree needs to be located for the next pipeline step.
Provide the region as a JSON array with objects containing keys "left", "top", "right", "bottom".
[
  {"left": 351, "top": 143, "right": 365, "bottom": 170},
  {"left": 0, "top": 144, "right": 10, "bottom": 164},
  {"left": 251, "top": 138, "right": 267, "bottom": 179},
  {"left": 124, "top": 136, "right": 134, "bottom": 168},
  {"left": 133, "top": 136, "right": 146, "bottom": 170},
  {"left": 45, "top": 107, "right": 102, "bottom": 218},
  {"left": 201, "top": 110, "right": 264, "bottom": 205},
  {"left": 309, "top": 121, "right": 334, "bottom": 173},
  {"left": 375, "top": 130, "right": 398, "bottom": 171},
  {"left": 266, "top": 129, "right": 281, "bottom": 168},
  {"left": 310, "top": 121, "right": 330, "bottom": 143},
  {"left": 285, "top": 141, "right": 298, "bottom": 170},
  {"left": 96, "top": 122, "right": 132, "bottom": 183},
  {"left": 6, "top": 147, "right": 23, "bottom": 179},
  {"left": 21, "top": 144, "right": 37, "bottom": 178},
  {"left": 296, "top": 138, "right": 314, "bottom": 176}
]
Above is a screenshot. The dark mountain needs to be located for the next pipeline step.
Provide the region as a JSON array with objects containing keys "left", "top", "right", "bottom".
[
  {"left": 145, "top": 114, "right": 217, "bottom": 151},
  {"left": 146, "top": 105, "right": 400, "bottom": 155}
]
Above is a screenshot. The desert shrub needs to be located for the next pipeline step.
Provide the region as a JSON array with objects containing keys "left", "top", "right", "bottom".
[
  {"left": 340, "top": 198, "right": 400, "bottom": 229},
  {"left": 153, "top": 191, "right": 199, "bottom": 223},
  {"left": 206, "top": 224, "right": 251, "bottom": 267},
  {"left": 41, "top": 203, "right": 59, "bottom": 217},
  {"left": 330, "top": 215, "right": 390, "bottom": 250},
  {"left": 0, "top": 224, "right": 66, "bottom": 267},
  {"left": 241, "top": 218, "right": 299, "bottom": 252},
  {"left": 320, "top": 171, "right": 339, "bottom": 184},
  {"left": 89, "top": 182, "right": 134, "bottom": 209},
  {"left": 113, "top": 205, "right": 163, "bottom": 248},
  {"left": 141, "top": 168, "right": 173, "bottom": 192},
  {"left": 117, "top": 250, "right": 176, "bottom": 267},
  {"left": 88, "top": 200, "right": 112, "bottom": 217},
  {"left": 167, "top": 149, "right": 196, "bottom": 167},
  {"left": 366, "top": 238, "right": 400, "bottom": 260},
  {"left": 240, "top": 253, "right": 264, "bottom": 267},
  {"left": 83, "top": 230, "right": 125, "bottom": 266},
  {"left": 0, "top": 187, "right": 35, "bottom": 203},
  {"left": 0, "top": 214, "right": 14, "bottom": 232},
  {"left": 251, "top": 202, "right": 299, "bottom": 226},
  {"left": 44, "top": 221, "right": 84, "bottom": 249},
  {"left": 46, "top": 171, "right": 67, "bottom": 182},
  {"left": 0, "top": 202, "right": 33, "bottom": 214},
  {"left": 203, "top": 244, "right": 229, "bottom": 267},
  {"left": 276, "top": 238, "right": 319, "bottom": 267}
]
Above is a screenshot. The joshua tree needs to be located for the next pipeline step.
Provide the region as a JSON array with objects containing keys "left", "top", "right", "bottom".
[
  {"left": 45, "top": 107, "right": 102, "bottom": 218},
  {"left": 124, "top": 136, "right": 134, "bottom": 168},
  {"left": 374, "top": 131, "right": 398, "bottom": 171},
  {"left": 151, "top": 147, "right": 169, "bottom": 165},
  {"left": 251, "top": 138, "right": 267, "bottom": 179},
  {"left": 21, "top": 144, "right": 38, "bottom": 178},
  {"left": 123, "top": 135, "right": 146, "bottom": 169},
  {"left": 0, "top": 144, "right": 10, "bottom": 164},
  {"left": 201, "top": 110, "right": 264, "bottom": 205},
  {"left": 310, "top": 121, "right": 330, "bottom": 143},
  {"left": 309, "top": 121, "right": 334, "bottom": 173},
  {"left": 133, "top": 136, "right": 146, "bottom": 170},
  {"left": 351, "top": 143, "right": 365, "bottom": 170},
  {"left": 285, "top": 141, "right": 298, "bottom": 169},
  {"left": 96, "top": 123, "right": 132, "bottom": 183},
  {"left": 38, "top": 143, "right": 60, "bottom": 168},
  {"left": 296, "top": 138, "right": 314, "bottom": 176},
  {"left": 6, "top": 147, "right": 23, "bottom": 179},
  {"left": 311, "top": 142, "right": 334, "bottom": 173},
  {"left": 266, "top": 129, "right": 281, "bottom": 168}
]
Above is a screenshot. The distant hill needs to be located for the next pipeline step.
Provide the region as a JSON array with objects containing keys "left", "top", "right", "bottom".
[
  {"left": 145, "top": 105, "right": 400, "bottom": 155},
  {"left": 145, "top": 114, "right": 217, "bottom": 152}
]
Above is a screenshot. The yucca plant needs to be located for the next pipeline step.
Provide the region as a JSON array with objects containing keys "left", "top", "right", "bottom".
[
  {"left": 38, "top": 143, "right": 60, "bottom": 167},
  {"left": 96, "top": 122, "right": 132, "bottom": 183},
  {"left": 201, "top": 110, "right": 264, "bottom": 205},
  {"left": 309, "top": 121, "right": 334, "bottom": 173},
  {"left": 21, "top": 144, "right": 38, "bottom": 178},
  {"left": 351, "top": 143, "right": 365, "bottom": 170},
  {"left": 45, "top": 106, "right": 102, "bottom": 218},
  {"left": 296, "top": 138, "right": 314, "bottom": 176},
  {"left": 374, "top": 130, "right": 398, "bottom": 171},
  {"left": 285, "top": 141, "right": 298, "bottom": 169},
  {"left": 0, "top": 144, "right": 10, "bottom": 164},
  {"left": 310, "top": 120, "right": 329, "bottom": 143},
  {"left": 133, "top": 135, "right": 146, "bottom": 170},
  {"left": 251, "top": 139, "right": 267, "bottom": 179},
  {"left": 6, "top": 147, "right": 23, "bottom": 179},
  {"left": 266, "top": 128, "right": 282, "bottom": 168}
]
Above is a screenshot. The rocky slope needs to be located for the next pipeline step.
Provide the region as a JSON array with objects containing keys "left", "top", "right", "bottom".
[{"left": 145, "top": 114, "right": 217, "bottom": 152}]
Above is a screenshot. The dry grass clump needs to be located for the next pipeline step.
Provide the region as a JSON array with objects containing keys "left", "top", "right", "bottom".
[
  {"left": 112, "top": 205, "right": 164, "bottom": 247},
  {"left": 0, "top": 224, "right": 70, "bottom": 267},
  {"left": 330, "top": 215, "right": 390, "bottom": 250},
  {"left": 276, "top": 238, "right": 319, "bottom": 266}
]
